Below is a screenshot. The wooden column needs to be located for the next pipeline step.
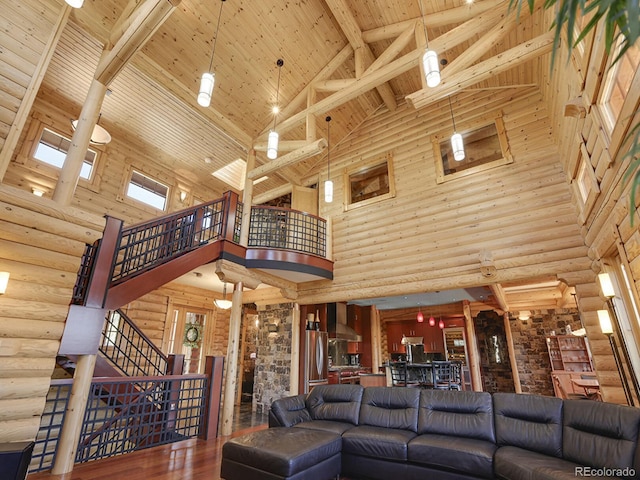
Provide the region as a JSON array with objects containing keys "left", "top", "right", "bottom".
[
  {"left": 370, "top": 305, "right": 382, "bottom": 373},
  {"left": 52, "top": 79, "right": 107, "bottom": 206},
  {"left": 220, "top": 282, "right": 243, "bottom": 436},
  {"left": 239, "top": 149, "right": 256, "bottom": 246},
  {"left": 463, "top": 300, "right": 482, "bottom": 391},
  {"left": 503, "top": 312, "right": 522, "bottom": 393},
  {"left": 290, "top": 304, "right": 300, "bottom": 395},
  {"left": 51, "top": 354, "right": 97, "bottom": 475}
]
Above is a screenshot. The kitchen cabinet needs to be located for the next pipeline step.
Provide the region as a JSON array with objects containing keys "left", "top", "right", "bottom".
[
  {"left": 386, "top": 323, "right": 405, "bottom": 353},
  {"left": 422, "top": 324, "right": 445, "bottom": 353}
]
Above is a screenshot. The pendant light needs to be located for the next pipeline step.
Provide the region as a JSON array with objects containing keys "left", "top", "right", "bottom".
[
  {"left": 325, "top": 116, "right": 333, "bottom": 203},
  {"left": 448, "top": 96, "right": 465, "bottom": 161},
  {"left": 418, "top": 0, "right": 440, "bottom": 88},
  {"left": 267, "top": 59, "right": 284, "bottom": 160},
  {"left": 198, "top": 0, "right": 226, "bottom": 108},
  {"left": 438, "top": 316, "right": 445, "bottom": 329},
  {"left": 417, "top": 307, "right": 424, "bottom": 323},
  {"left": 214, "top": 282, "right": 232, "bottom": 310},
  {"left": 429, "top": 315, "right": 436, "bottom": 327},
  {"left": 71, "top": 113, "right": 111, "bottom": 145},
  {"left": 65, "top": 0, "right": 84, "bottom": 7}
]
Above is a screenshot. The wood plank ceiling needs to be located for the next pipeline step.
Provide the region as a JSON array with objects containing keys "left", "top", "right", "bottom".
[{"left": 38, "top": 0, "right": 566, "bottom": 311}]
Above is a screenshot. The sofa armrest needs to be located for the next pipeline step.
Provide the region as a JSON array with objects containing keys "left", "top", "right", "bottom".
[{"left": 270, "top": 394, "right": 311, "bottom": 427}]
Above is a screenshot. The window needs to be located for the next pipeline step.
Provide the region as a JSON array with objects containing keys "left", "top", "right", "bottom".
[
  {"left": 343, "top": 152, "right": 395, "bottom": 209},
  {"left": 599, "top": 38, "right": 640, "bottom": 133},
  {"left": 126, "top": 170, "right": 169, "bottom": 210},
  {"left": 34, "top": 128, "right": 96, "bottom": 180},
  {"left": 433, "top": 116, "right": 512, "bottom": 184},
  {"left": 572, "top": 149, "right": 600, "bottom": 223}
]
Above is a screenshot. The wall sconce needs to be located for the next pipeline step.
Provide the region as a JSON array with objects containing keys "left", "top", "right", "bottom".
[
  {"left": 517, "top": 310, "right": 531, "bottom": 321},
  {"left": 0, "top": 272, "right": 9, "bottom": 295},
  {"left": 32, "top": 188, "right": 45, "bottom": 197},
  {"left": 179, "top": 191, "right": 187, "bottom": 203}
]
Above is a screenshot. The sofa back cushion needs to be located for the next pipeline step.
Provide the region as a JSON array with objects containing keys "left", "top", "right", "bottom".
[
  {"left": 418, "top": 389, "right": 495, "bottom": 442},
  {"left": 563, "top": 399, "right": 640, "bottom": 470},
  {"left": 306, "top": 384, "right": 364, "bottom": 424},
  {"left": 493, "top": 392, "right": 563, "bottom": 457},
  {"left": 269, "top": 393, "right": 311, "bottom": 427},
  {"left": 359, "top": 386, "right": 420, "bottom": 432}
]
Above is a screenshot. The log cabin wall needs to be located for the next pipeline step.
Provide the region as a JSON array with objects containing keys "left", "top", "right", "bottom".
[{"left": 0, "top": 183, "right": 104, "bottom": 444}]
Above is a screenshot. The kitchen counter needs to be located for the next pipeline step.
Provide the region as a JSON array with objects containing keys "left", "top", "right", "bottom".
[{"left": 329, "top": 366, "right": 370, "bottom": 384}]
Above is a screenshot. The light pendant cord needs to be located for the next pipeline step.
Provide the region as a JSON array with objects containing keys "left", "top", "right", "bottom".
[
  {"left": 273, "top": 59, "right": 284, "bottom": 130},
  {"left": 208, "top": 0, "right": 226, "bottom": 72},
  {"left": 326, "top": 116, "right": 331, "bottom": 178},
  {"left": 448, "top": 96, "right": 457, "bottom": 132},
  {"left": 418, "top": 0, "right": 429, "bottom": 48}
]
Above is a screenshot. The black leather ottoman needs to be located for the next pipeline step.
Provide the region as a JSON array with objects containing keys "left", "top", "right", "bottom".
[{"left": 221, "top": 427, "right": 342, "bottom": 480}]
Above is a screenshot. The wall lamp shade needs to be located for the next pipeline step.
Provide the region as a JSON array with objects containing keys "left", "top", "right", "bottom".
[
  {"left": 598, "top": 309, "right": 613, "bottom": 335},
  {"left": 214, "top": 283, "right": 232, "bottom": 309},
  {"left": 451, "top": 132, "right": 465, "bottom": 161},
  {"left": 598, "top": 272, "right": 615, "bottom": 298},
  {"left": 65, "top": 0, "right": 83, "bottom": 7},
  {"left": 267, "top": 130, "right": 279, "bottom": 160},
  {"left": 0, "top": 272, "right": 9, "bottom": 295},
  {"left": 198, "top": 72, "right": 215, "bottom": 107},
  {"left": 422, "top": 49, "right": 441, "bottom": 88},
  {"left": 71, "top": 120, "right": 112, "bottom": 145}
]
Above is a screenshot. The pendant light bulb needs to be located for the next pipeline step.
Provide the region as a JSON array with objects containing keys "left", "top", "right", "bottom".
[
  {"left": 65, "top": 0, "right": 84, "bottom": 7},
  {"left": 198, "top": 72, "right": 215, "bottom": 107},
  {"left": 423, "top": 49, "right": 441, "bottom": 88}
]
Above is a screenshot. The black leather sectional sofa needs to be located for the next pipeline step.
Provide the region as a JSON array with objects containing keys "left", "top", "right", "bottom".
[{"left": 258, "top": 384, "right": 640, "bottom": 480}]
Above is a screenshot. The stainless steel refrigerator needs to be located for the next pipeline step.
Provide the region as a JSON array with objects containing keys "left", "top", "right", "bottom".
[{"left": 305, "top": 330, "right": 328, "bottom": 392}]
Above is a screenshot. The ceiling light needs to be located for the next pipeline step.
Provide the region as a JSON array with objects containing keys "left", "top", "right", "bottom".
[
  {"left": 65, "top": 0, "right": 83, "bottom": 7},
  {"left": 71, "top": 114, "right": 111, "bottom": 145},
  {"left": 267, "top": 59, "right": 284, "bottom": 160},
  {"left": 31, "top": 188, "right": 44, "bottom": 197},
  {"left": 198, "top": 0, "right": 226, "bottom": 108},
  {"left": 214, "top": 282, "right": 232, "bottom": 310},
  {"left": 418, "top": 0, "right": 440, "bottom": 88},
  {"left": 448, "top": 96, "right": 465, "bottom": 161},
  {"left": 325, "top": 116, "right": 333, "bottom": 203}
]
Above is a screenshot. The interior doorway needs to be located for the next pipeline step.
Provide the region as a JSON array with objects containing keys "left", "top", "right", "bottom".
[{"left": 167, "top": 306, "right": 209, "bottom": 374}]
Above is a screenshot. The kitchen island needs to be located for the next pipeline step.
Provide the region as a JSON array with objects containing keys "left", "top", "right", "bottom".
[{"left": 328, "top": 366, "right": 370, "bottom": 384}]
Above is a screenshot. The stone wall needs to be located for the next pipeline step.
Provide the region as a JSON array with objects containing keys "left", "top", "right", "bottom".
[
  {"left": 253, "top": 303, "right": 294, "bottom": 414},
  {"left": 475, "top": 310, "right": 515, "bottom": 393},
  {"left": 508, "top": 308, "right": 583, "bottom": 396}
]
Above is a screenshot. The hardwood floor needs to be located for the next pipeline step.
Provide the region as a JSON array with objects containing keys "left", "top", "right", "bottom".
[{"left": 28, "top": 404, "right": 269, "bottom": 480}]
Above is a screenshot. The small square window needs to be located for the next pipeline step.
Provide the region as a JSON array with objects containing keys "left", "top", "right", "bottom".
[
  {"left": 34, "top": 128, "right": 96, "bottom": 180},
  {"left": 434, "top": 117, "right": 512, "bottom": 184},
  {"left": 343, "top": 153, "right": 395, "bottom": 209},
  {"left": 126, "top": 170, "right": 169, "bottom": 210}
]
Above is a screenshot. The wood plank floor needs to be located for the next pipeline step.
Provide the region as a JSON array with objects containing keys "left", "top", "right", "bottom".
[{"left": 28, "top": 424, "right": 267, "bottom": 480}]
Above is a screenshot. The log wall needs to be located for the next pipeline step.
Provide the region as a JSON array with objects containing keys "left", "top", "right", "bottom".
[{"left": 0, "top": 183, "right": 104, "bottom": 443}]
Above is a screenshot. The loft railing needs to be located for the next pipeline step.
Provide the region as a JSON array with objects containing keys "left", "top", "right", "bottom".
[
  {"left": 29, "top": 373, "right": 210, "bottom": 473},
  {"left": 248, "top": 206, "right": 327, "bottom": 257},
  {"left": 101, "top": 310, "right": 168, "bottom": 377},
  {"left": 111, "top": 196, "right": 229, "bottom": 284}
]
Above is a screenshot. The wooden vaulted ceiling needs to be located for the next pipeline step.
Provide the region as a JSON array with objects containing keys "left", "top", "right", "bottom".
[{"left": 42, "top": 0, "right": 552, "bottom": 199}]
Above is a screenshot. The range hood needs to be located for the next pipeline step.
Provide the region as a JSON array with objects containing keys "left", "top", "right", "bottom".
[{"left": 331, "top": 303, "right": 363, "bottom": 342}]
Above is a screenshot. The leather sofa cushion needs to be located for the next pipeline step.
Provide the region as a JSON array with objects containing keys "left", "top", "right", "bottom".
[
  {"left": 562, "top": 399, "right": 640, "bottom": 472},
  {"left": 306, "top": 384, "right": 363, "bottom": 424},
  {"left": 270, "top": 393, "right": 311, "bottom": 427},
  {"left": 359, "top": 386, "right": 420, "bottom": 432},
  {"left": 293, "top": 419, "right": 355, "bottom": 435},
  {"left": 494, "top": 446, "right": 609, "bottom": 480},
  {"left": 222, "top": 427, "right": 341, "bottom": 477},
  {"left": 418, "top": 389, "right": 495, "bottom": 443},
  {"left": 408, "top": 433, "right": 497, "bottom": 479},
  {"left": 493, "top": 392, "right": 563, "bottom": 457},
  {"left": 342, "top": 425, "right": 417, "bottom": 461}
]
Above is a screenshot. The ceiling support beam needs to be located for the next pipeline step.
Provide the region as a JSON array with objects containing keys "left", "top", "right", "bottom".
[
  {"left": 95, "top": 0, "right": 181, "bottom": 85},
  {"left": 247, "top": 139, "right": 327, "bottom": 180},
  {"left": 490, "top": 284, "right": 510, "bottom": 312}
]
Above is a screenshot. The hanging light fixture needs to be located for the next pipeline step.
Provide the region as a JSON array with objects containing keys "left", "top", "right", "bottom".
[
  {"left": 198, "top": 0, "right": 226, "bottom": 108},
  {"left": 429, "top": 315, "right": 436, "bottom": 327},
  {"left": 65, "top": 0, "right": 83, "bottom": 7},
  {"left": 325, "top": 116, "right": 333, "bottom": 203},
  {"left": 417, "top": 0, "right": 440, "bottom": 88},
  {"left": 267, "top": 59, "right": 284, "bottom": 160},
  {"left": 438, "top": 317, "right": 445, "bottom": 329},
  {"left": 71, "top": 113, "right": 111, "bottom": 145},
  {"left": 448, "top": 96, "right": 465, "bottom": 161},
  {"left": 417, "top": 306, "right": 424, "bottom": 323},
  {"left": 214, "top": 282, "right": 233, "bottom": 310}
]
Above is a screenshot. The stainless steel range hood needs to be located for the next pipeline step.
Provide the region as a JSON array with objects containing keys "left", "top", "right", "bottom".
[{"left": 332, "top": 303, "right": 362, "bottom": 342}]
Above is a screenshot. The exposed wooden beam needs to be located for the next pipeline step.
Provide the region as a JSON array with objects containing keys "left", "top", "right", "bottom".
[
  {"left": 253, "top": 140, "right": 311, "bottom": 152},
  {"left": 406, "top": 31, "right": 554, "bottom": 110},
  {"left": 95, "top": 0, "right": 181, "bottom": 85},
  {"left": 253, "top": 184, "right": 294, "bottom": 205},
  {"left": 247, "top": 139, "right": 327, "bottom": 180},
  {"left": 490, "top": 283, "right": 510, "bottom": 312}
]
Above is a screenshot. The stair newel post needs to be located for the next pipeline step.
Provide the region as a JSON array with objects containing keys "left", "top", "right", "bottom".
[
  {"left": 221, "top": 190, "right": 241, "bottom": 243},
  {"left": 201, "top": 356, "right": 225, "bottom": 440},
  {"left": 165, "top": 354, "right": 185, "bottom": 432},
  {"left": 84, "top": 216, "right": 123, "bottom": 308},
  {"left": 220, "top": 281, "right": 244, "bottom": 436}
]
